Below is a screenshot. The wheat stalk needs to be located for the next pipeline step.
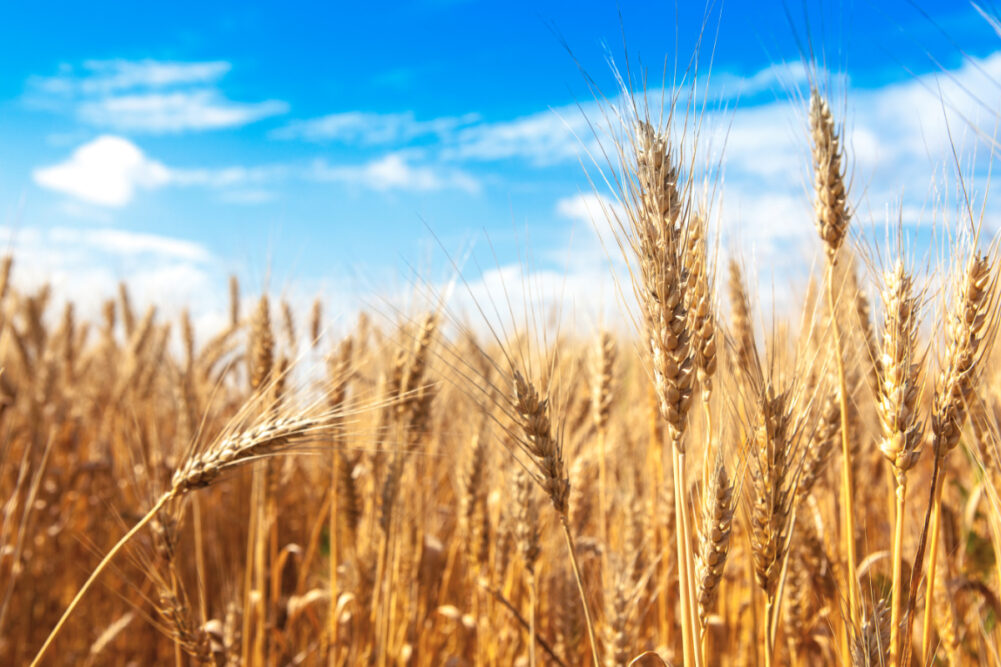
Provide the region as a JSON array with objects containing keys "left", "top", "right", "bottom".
[
  {"left": 629, "top": 119, "right": 702, "bottom": 667},
  {"left": 809, "top": 87, "right": 860, "bottom": 636}
]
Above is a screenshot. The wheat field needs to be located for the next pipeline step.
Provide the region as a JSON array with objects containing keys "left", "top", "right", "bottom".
[{"left": 4, "top": 53, "right": 1001, "bottom": 667}]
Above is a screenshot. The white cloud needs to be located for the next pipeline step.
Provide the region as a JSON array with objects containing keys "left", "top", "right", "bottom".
[
  {"left": 708, "top": 62, "right": 818, "bottom": 101},
  {"left": 47, "top": 227, "right": 212, "bottom": 262},
  {"left": 36, "top": 136, "right": 481, "bottom": 207},
  {"left": 555, "top": 192, "right": 626, "bottom": 261},
  {"left": 422, "top": 250, "right": 629, "bottom": 342},
  {"left": 217, "top": 189, "right": 277, "bottom": 205},
  {"left": 33, "top": 136, "right": 288, "bottom": 207},
  {"left": 33, "top": 135, "right": 171, "bottom": 206},
  {"left": 31, "top": 59, "right": 231, "bottom": 96},
  {"left": 556, "top": 191, "right": 622, "bottom": 226},
  {"left": 27, "top": 58, "right": 287, "bottom": 134},
  {"left": 169, "top": 164, "right": 287, "bottom": 188},
  {"left": 443, "top": 107, "right": 597, "bottom": 166},
  {"left": 0, "top": 224, "right": 217, "bottom": 322},
  {"left": 311, "top": 153, "right": 480, "bottom": 193},
  {"left": 79, "top": 90, "right": 288, "bottom": 133},
  {"left": 273, "top": 110, "right": 480, "bottom": 144}
]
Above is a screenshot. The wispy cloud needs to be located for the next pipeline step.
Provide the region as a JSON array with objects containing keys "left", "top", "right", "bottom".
[
  {"left": 217, "top": 189, "right": 277, "bottom": 205},
  {"left": 310, "top": 153, "right": 480, "bottom": 193},
  {"left": 78, "top": 91, "right": 288, "bottom": 133},
  {"left": 30, "top": 59, "right": 231, "bottom": 95},
  {"left": 0, "top": 224, "right": 217, "bottom": 319},
  {"left": 273, "top": 110, "right": 480, "bottom": 144},
  {"left": 274, "top": 104, "right": 596, "bottom": 167},
  {"left": 708, "top": 62, "right": 813, "bottom": 102},
  {"left": 555, "top": 192, "right": 624, "bottom": 261},
  {"left": 48, "top": 226, "right": 213, "bottom": 262},
  {"left": 443, "top": 108, "right": 596, "bottom": 166},
  {"left": 169, "top": 164, "right": 288, "bottom": 188},
  {"left": 27, "top": 58, "right": 288, "bottom": 133}
]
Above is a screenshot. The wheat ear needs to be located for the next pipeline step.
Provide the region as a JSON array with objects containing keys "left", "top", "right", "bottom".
[
  {"left": 511, "top": 370, "right": 598, "bottom": 666},
  {"left": 696, "top": 454, "right": 733, "bottom": 664},
  {"left": 913, "top": 252, "right": 996, "bottom": 665},
  {"left": 874, "top": 260, "right": 922, "bottom": 666},
  {"left": 632, "top": 120, "right": 701, "bottom": 667},
  {"left": 750, "top": 386, "right": 797, "bottom": 667}
]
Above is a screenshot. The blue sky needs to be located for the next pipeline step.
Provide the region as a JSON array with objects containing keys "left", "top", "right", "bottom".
[{"left": 1, "top": 1, "right": 1000, "bottom": 330}]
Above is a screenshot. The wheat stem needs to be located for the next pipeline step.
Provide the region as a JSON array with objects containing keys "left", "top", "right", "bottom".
[
  {"left": 764, "top": 597, "right": 775, "bottom": 667},
  {"left": 329, "top": 446, "right": 340, "bottom": 661},
  {"left": 921, "top": 482, "right": 945, "bottom": 664},
  {"left": 528, "top": 571, "right": 537, "bottom": 667},
  {"left": 890, "top": 478, "right": 907, "bottom": 666},
  {"left": 673, "top": 447, "right": 694, "bottom": 666},
  {"left": 673, "top": 448, "right": 703, "bottom": 667},
  {"left": 598, "top": 426, "right": 609, "bottom": 578},
  {"left": 828, "top": 260, "right": 860, "bottom": 630},
  {"left": 559, "top": 516, "right": 600, "bottom": 667}
]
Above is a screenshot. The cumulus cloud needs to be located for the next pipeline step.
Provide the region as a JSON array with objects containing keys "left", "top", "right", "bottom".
[
  {"left": 27, "top": 58, "right": 287, "bottom": 133},
  {"left": 33, "top": 135, "right": 171, "bottom": 206},
  {"left": 273, "top": 110, "right": 481, "bottom": 144},
  {"left": 33, "top": 135, "right": 288, "bottom": 207},
  {"left": 310, "top": 153, "right": 480, "bottom": 193},
  {"left": 33, "top": 135, "right": 479, "bottom": 208}
]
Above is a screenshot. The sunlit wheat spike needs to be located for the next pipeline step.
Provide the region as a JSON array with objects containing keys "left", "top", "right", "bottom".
[
  {"left": 513, "top": 468, "right": 540, "bottom": 573},
  {"left": 512, "top": 370, "right": 569, "bottom": 515},
  {"left": 685, "top": 212, "right": 717, "bottom": 399},
  {"left": 727, "top": 258, "right": 759, "bottom": 382},
  {"left": 171, "top": 415, "right": 323, "bottom": 494},
  {"left": 631, "top": 122, "right": 696, "bottom": 446},
  {"left": 750, "top": 387, "right": 796, "bottom": 598},
  {"left": 933, "top": 253, "right": 997, "bottom": 458},
  {"left": 248, "top": 294, "right": 274, "bottom": 392},
  {"left": 876, "top": 260, "right": 923, "bottom": 478},
  {"left": 809, "top": 89, "right": 850, "bottom": 257},
  {"left": 696, "top": 456, "right": 733, "bottom": 623},
  {"left": 590, "top": 331, "right": 616, "bottom": 433}
]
